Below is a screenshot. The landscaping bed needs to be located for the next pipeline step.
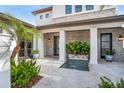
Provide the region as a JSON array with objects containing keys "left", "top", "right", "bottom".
[
  {"left": 11, "top": 59, "right": 42, "bottom": 88},
  {"left": 26, "top": 75, "right": 43, "bottom": 88}
]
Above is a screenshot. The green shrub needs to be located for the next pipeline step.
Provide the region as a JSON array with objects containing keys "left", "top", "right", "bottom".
[
  {"left": 66, "top": 41, "right": 90, "bottom": 55},
  {"left": 98, "top": 76, "right": 124, "bottom": 88},
  {"left": 11, "top": 59, "right": 41, "bottom": 88},
  {"left": 106, "top": 49, "right": 116, "bottom": 55},
  {"left": 32, "top": 50, "right": 39, "bottom": 54}
]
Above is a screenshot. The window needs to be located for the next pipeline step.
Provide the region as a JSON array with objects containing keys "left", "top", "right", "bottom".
[
  {"left": 40, "top": 15, "right": 43, "bottom": 19},
  {"left": 86, "top": 5, "right": 94, "bottom": 11},
  {"left": 65, "top": 5, "right": 72, "bottom": 14},
  {"left": 75, "top": 5, "right": 82, "bottom": 13},
  {"left": 45, "top": 14, "right": 49, "bottom": 18},
  {"left": 0, "top": 27, "right": 2, "bottom": 34}
]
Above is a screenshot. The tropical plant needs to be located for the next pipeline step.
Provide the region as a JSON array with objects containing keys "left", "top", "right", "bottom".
[
  {"left": 106, "top": 49, "right": 116, "bottom": 55},
  {"left": 98, "top": 76, "right": 124, "bottom": 88},
  {"left": 0, "top": 13, "right": 39, "bottom": 61},
  {"left": 11, "top": 59, "right": 41, "bottom": 88},
  {"left": 66, "top": 41, "right": 90, "bottom": 55},
  {"left": 32, "top": 50, "right": 39, "bottom": 54}
]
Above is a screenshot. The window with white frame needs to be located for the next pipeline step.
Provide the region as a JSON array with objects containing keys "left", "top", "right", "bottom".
[
  {"left": 75, "top": 5, "right": 82, "bottom": 13},
  {"left": 65, "top": 5, "right": 72, "bottom": 14},
  {"left": 86, "top": 5, "right": 94, "bottom": 11}
]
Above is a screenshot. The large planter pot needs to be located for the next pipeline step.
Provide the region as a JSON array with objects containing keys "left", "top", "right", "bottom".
[
  {"left": 105, "top": 55, "right": 113, "bottom": 62},
  {"left": 33, "top": 54, "right": 39, "bottom": 59},
  {"left": 68, "top": 54, "right": 88, "bottom": 60}
]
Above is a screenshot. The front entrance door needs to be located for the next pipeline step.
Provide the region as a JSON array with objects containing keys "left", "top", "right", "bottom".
[
  {"left": 100, "top": 33, "right": 112, "bottom": 58},
  {"left": 54, "top": 36, "right": 59, "bottom": 56}
]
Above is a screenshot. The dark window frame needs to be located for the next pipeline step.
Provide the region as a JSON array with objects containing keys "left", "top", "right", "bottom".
[
  {"left": 45, "top": 13, "right": 49, "bottom": 18},
  {"left": 75, "top": 5, "right": 82, "bottom": 13},
  {"left": 100, "top": 33, "right": 112, "bottom": 58},
  {"left": 65, "top": 5, "right": 72, "bottom": 14},
  {"left": 86, "top": 5, "right": 94, "bottom": 11},
  {"left": 40, "top": 15, "right": 43, "bottom": 19},
  {"left": 0, "top": 27, "right": 2, "bottom": 33}
]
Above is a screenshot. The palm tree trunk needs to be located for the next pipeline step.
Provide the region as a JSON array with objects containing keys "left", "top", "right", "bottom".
[{"left": 11, "top": 43, "right": 20, "bottom": 59}]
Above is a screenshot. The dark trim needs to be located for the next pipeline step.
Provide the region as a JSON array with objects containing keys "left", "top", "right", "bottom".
[
  {"left": 100, "top": 33, "right": 112, "bottom": 58},
  {"left": 53, "top": 36, "right": 59, "bottom": 56}
]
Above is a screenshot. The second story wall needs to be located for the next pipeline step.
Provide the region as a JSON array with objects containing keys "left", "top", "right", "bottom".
[
  {"left": 36, "top": 11, "right": 52, "bottom": 26},
  {"left": 52, "top": 5, "right": 116, "bottom": 18},
  {"left": 34, "top": 5, "right": 116, "bottom": 26}
]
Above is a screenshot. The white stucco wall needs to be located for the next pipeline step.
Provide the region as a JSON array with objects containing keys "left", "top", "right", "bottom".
[
  {"left": 0, "top": 34, "right": 11, "bottom": 88},
  {"left": 52, "top": 5, "right": 116, "bottom": 18},
  {"left": 35, "top": 5, "right": 116, "bottom": 26},
  {"left": 36, "top": 11, "right": 53, "bottom": 26},
  {"left": 44, "top": 32, "right": 59, "bottom": 56}
]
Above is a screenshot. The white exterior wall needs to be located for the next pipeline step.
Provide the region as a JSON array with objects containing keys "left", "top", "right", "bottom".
[
  {"left": 0, "top": 34, "right": 11, "bottom": 88},
  {"left": 52, "top": 5, "right": 116, "bottom": 18},
  {"left": 36, "top": 11, "right": 52, "bottom": 26},
  {"left": 35, "top": 5, "right": 116, "bottom": 26}
]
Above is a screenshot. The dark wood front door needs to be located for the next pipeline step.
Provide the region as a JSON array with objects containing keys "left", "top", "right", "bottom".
[
  {"left": 54, "top": 36, "right": 59, "bottom": 56},
  {"left": 100, "top": 33, "right": 112, "bottom": 58}
]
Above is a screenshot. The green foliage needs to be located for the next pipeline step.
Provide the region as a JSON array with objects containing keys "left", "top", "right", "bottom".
[
  {"left": 98, "top": 76, "right": 124, "bottom": 88},
  {"left": 106, "top": 49, "right": 115, "bottom": 55},
  {"left": 11, "top": 59, "right": 41, "bottom": 88},
  {"left": 0, "top": 13, "right": 39, "bottom": 43},
  {"left": 32, "top": 50, "right": 39, "bottom": 54},
  {"left": 66, "top": 41, "right": 90, "bottom": 55}
]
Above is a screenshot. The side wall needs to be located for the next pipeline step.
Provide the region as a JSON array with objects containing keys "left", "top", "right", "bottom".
[
  {"left": 98, "top": 28, "right": 124, "bottom": 62},
  {"left": 44, "top": 32, "right": 59, "bottom": 56},
  {"left": 66, "top": 30, "right": 90, "bottom": 44}
]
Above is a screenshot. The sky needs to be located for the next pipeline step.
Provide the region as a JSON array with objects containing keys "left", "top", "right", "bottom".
[{"left": 0, "top": 5, "right": 124, "bottom": 25}]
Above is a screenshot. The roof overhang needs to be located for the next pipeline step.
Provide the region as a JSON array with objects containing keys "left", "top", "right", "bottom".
[
  {"left": 0, "top": 12, "right": 34, "bottom": 28},
  {"left": 32, "top": 6, "right": 52, "bottom": 15},
  {"left": 37, "top": 15, "right": 124, "bottom": 30}
]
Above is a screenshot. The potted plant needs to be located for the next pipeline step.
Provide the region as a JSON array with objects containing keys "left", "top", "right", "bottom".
[
  {"left": 105, "top": 49, "right": 115, "bottom": 62},
  {"left": 32, "top": 50, "right": 39, "bottom": 59}
]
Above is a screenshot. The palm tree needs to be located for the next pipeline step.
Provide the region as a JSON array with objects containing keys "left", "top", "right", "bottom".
[{"left": 0, "top": 13, "right": 39, "bottom": 60}]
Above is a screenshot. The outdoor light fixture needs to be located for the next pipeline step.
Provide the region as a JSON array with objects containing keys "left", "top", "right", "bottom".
[{"left": 118, "top": 35, "right": 123, "bottom": 41}]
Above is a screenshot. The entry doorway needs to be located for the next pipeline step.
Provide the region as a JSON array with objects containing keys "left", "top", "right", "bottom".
[
  {"left": 54, "top": 36, "right": 59, "bottom": 56},
  {"left": 100, "top": 33, "right": 112, "bottom": 58}
]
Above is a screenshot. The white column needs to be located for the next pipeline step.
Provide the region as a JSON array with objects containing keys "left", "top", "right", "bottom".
[
  {"left": 59, "top": 30, "right": 66, "bottom": 62},
  {"left": 33, "top": 33, "right": 44, "bottom": 58},
  {"left": 89, "top": 28, "right": 98, "bottom": 64},
  {"left": 33, "top": 34, "right": 37, "bottom": 50},
  {"left": 38, "top": 33, "right": 44, "bottom": 58}
]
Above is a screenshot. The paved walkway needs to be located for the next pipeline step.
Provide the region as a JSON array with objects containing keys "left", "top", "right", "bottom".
[{"left": 33, "top": 59, "right": 124, "bottom": 88}]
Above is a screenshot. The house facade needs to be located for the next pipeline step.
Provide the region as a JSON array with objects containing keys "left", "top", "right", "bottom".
[{"left": 32, "top": 5, "right": 124, "bottom": 64}]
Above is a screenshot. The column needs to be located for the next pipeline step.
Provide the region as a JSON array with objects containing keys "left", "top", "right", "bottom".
[
  {"left": 38, "top": 33, "right": 44, "bottom": 58},
  {"left": 59, "top": 30, "right": 66, "bottom": 62},
  {"left": 89, "top": 28, "right": 98, "bottom": 64},
  {"left": 33, "top": 33, "right": 44, "bottom": 58}
]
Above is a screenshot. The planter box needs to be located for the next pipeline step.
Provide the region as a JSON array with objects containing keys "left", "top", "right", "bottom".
[
  {"left": 33, "top": 54, "right": 39, "bottom": 59},
  {"left": 105, "top": 55, "right": 113, "bottom": 62},
  {"left": 68, "top": 54, "right": 88, "bottom": 60}
]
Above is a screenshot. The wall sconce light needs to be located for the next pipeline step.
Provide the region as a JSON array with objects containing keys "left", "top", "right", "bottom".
[
  {"left": 118, "top": 35, "right": 123, "bottom": 41},
  {"left": 48, "top": 38, "right": 51, "bottom": 41}
]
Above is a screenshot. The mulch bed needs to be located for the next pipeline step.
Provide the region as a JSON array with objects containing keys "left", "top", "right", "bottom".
[{"left": 26, "top": 75, "right": 43, "bottom": 88}]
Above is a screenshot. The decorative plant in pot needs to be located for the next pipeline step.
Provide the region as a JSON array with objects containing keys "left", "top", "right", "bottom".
[
  {"left": 105, "top": 49, "right": 115, "bottom": 62},
  {"left": 66, "top": 41, "right": 90, "bottom": 60},
  {"left": 32, "top": 50, "right": 39, "bottom": 59}
]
